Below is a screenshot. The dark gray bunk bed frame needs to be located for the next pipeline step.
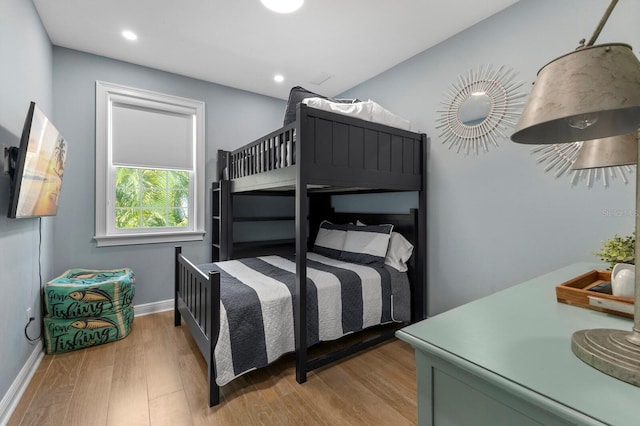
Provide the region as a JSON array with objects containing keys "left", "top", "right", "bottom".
[{"left": 174, "top": 103, "right": 428, "bottom": 406}]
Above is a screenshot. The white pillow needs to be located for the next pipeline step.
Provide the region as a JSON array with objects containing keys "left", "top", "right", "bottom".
[
  {"left": 385, "top": 232, "right": 414, "bottom": 272},
  {"left": 369, "top": 100, "right": 412, "bottom": 131},
  {"left": 357, "top": 220, "right": 413, "bottom": 272}
]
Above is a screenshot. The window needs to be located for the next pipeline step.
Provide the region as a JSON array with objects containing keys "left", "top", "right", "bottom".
[
  {"left": 115, "top": 167, "right": 189, "bottom": 229},
  {"left": 95, "top": 81, "right": 205, "bottom": 246}
]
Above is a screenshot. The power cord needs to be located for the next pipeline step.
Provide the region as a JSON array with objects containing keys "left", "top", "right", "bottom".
[
  {"left": 24, "top": 217, "right": 43, "bottom": 344},
  {"left": 24, "top": 316, "right": 38, "bottom": 342}
]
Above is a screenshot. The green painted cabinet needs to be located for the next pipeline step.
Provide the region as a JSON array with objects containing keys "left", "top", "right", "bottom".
[{"left": 397, "top": 263, "right": 640, "bottom": 426}]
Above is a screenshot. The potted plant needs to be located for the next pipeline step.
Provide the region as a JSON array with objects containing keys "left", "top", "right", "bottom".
[{"left": 594, "top": 233, "right": 635, "bottom": 270}]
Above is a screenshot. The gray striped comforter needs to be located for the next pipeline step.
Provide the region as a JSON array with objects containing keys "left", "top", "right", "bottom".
[{"left": 197, "top": 252, "right": 410, "bottom": 386}]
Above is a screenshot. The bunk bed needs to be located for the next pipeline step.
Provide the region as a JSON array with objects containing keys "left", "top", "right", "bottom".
[{"left": 174, "top": 103, "right": 428, "bottom": 406}]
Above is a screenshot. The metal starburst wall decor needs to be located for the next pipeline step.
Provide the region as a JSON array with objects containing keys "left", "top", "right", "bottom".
[{"left": 436, "top": 65, "right": 525, "bottom": 156}]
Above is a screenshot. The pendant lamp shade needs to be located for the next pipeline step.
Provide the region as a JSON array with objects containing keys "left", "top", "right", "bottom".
[
  {"left": 511, "top": 44, "right": 640, "bottom": 145},
  {"left": 571, "top": 131, "right": 638, "bottom": 170}
]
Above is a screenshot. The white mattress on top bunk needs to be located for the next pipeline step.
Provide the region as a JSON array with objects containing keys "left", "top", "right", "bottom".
[
  {"left": 197, "top": 252, "right": 411, "bottom": 386},
  {"left": 302, "top": 97, "right": 412, "bottom": 131}
]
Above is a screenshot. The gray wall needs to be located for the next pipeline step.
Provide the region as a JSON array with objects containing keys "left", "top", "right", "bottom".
[
  {"left": 51, "top": 47, "right": 285, "bottom": 306},
  {"left": 0, "top": 0, "right": 52, "bottom": 406},
  {"left": 338, "top": 0, "right": 640, "bottom": 315}
]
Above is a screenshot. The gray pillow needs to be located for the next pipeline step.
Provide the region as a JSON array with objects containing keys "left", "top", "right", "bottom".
[
  {"left": 283, "top": 86, "right": 359, "bottom": 126},
  {"left": 313, "top": 221, "right": 348, "bottom": 259},
  {"left": 340, "top": 224, "right": 393, "bottom": 267}
]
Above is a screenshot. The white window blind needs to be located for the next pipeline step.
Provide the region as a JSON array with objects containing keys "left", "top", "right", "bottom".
[
  {"left": 95, "top": 81, "right": 206, "bottom": 247},
  {"left": 111, "top": 103, "right": 194, "bottom": 170}
]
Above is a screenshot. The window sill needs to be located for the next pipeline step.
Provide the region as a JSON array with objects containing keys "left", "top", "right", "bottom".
[{"left": 94, "top": 230, "right": 205, "bottom": 247}]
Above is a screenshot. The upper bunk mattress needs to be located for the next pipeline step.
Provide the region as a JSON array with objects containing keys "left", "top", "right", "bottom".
[{"left": 302, "top": 97, "right": 412, "bottom": 131}]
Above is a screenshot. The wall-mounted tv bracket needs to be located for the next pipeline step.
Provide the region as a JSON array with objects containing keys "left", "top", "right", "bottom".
[
  {"left": 3, "top": 146, "right": 18, "bottom": 177},
  {"left": 3, "top": 146, "right": 9, "bottom": 175}
]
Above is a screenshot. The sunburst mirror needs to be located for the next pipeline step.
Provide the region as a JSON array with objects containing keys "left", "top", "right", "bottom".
[
  {"left": 531, "top": 142, "right": 635, "bottom": 187},
  {"left": 436, "top": 65, "right": 525, "bottom": 155}
]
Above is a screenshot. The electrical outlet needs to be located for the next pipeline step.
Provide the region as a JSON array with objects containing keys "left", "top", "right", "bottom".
[{"left": 26, "top": 307, "right": 32, "bottom": 322}]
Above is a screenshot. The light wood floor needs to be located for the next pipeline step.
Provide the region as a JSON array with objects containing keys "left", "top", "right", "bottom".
[{"left": 9, "top": 311, "right": 417, "bottom": 425}]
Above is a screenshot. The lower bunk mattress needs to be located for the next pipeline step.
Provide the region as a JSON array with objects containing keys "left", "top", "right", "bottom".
[{"left": 195, "top": 252, "right": 411, "bottom": 386}]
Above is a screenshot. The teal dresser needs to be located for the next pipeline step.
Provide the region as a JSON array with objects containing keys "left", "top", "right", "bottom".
[{"left": 397, "top": 262, "right": 640, "bottom": 426}]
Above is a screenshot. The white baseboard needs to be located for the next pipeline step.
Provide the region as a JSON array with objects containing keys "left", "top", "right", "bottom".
[
  {"left": 0, "top": 342, "right": 43, "bottom": 426},
  {"left": 134, "top": 299, "right": 174, "bottom": 317}
]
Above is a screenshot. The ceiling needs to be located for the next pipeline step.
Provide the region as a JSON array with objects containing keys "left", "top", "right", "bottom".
[{"left": 33, "top": 0, "right": 520, "bottom": 100}]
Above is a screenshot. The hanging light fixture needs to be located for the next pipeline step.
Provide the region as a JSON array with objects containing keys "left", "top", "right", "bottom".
[
  {"left": 511, "top": 1, "right": 640, "bottom": 145},
  {"left": 512, "top": 0, "right": 640, "bottom": 388},
  {"left": 530, "top": 140, "right": 635, "bottom": 187},
  {"left": 571, "top": 131, "right": 638, "bottom": 170}
]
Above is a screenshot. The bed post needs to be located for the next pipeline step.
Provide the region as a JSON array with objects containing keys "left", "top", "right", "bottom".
[
  {"left": 174, "top": 246, "right": 182, "bottom": 326},
  {"left": 416, "top": 134, "right": 429, "bottom": 320},
  {"left": 295, "top": 103, "right": 308, "bottom": 384},
  {"left": 208, "top": 270, "right": 221, "bottom": 406},
  {"left": 309, "top": 194, "right": 332, "bottom": 243},
  {"left": 217, "top": 149, "right": 229, "bottom": 181}
]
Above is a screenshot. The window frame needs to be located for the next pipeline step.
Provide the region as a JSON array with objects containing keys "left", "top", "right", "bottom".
[{"left": 95, "top": 81, "right": 205, "bottom": 247}]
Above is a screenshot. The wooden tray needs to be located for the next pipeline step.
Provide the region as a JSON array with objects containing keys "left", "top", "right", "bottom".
[{"left": 555, "top": 270, "right": 634, "bottom": 319}]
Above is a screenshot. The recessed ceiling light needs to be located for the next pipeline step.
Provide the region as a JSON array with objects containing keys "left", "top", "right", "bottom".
[
  {"left": 261, "top": 0, "right": 304, "bottom": 13},
  {"left": 122, "top": 30, "right": 138, "bottom": 41},
  {"left": 274, "top": 74, "right": 285, "bottom": 83}
]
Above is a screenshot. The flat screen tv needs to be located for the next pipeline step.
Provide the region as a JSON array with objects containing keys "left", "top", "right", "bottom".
[{"left": 7, "top": 102, "right": 67, "bottom": 218}]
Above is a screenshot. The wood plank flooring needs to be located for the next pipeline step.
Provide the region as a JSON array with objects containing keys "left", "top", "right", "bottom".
[{"left": 8, "top": 311, "right": 417, "bottom": 426}]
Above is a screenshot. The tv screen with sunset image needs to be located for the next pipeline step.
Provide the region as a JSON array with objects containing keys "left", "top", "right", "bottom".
[{"left": 7, "top": 102, "right": 67, "bottom": 218}]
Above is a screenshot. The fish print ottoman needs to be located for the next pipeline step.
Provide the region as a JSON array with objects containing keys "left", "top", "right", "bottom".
[
  {"left": 43, "top": 268, "right": 135, "bottom": 354},
  {"left": 44, "top": 305, "right": 134, "bottom": 354},
  {"left": 44, "top": 268, "right": 135, "bottom": 319}
]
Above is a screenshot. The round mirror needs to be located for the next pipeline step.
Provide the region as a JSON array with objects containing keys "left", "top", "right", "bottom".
[
  {"left": 436, "top": 65, "right": 524, "bottom": 155},
  {"left": 458, "top": 93, "right": 492, "bottom": 126}
]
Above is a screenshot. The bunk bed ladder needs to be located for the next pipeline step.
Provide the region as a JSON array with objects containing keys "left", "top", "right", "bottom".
[{"left": 211, "top": 179, "right": 232, "bottom": 262}]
